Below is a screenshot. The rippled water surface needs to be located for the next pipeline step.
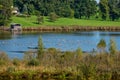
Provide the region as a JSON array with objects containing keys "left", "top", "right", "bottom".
[{"left": 0, "top": 31, "right": 120, "bottom": 58}]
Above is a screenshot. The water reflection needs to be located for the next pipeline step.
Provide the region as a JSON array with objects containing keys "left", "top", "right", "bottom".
[
  {"left": 9, "top": 51, "right": 26, "bottom": 53},
  {"left": 73, "top": 31, "right": 95, "bottom": 36},
  {"left": 100, "top": 32, "right": 120, "bottom": 36},
  {"left": 74, "top": 31, "right": 120, "bottom": 36},
  {"left": 0, "top": 32, "right": 12, "bottom": 40}
]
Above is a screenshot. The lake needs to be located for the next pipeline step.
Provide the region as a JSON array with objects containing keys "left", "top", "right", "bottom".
[{"left": 0, "top": 31, "right": 120, "bottom": 58}]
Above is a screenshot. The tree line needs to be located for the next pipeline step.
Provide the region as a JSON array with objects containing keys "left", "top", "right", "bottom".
[
  {"left": 13, "top": 0, "right": 97, "bottom": 18},
  {"left": 13, "top": 0, "right": 120, "bottom": 20},
  {"left": 0, "top": 0, "right": 120, "bottom": 26}
]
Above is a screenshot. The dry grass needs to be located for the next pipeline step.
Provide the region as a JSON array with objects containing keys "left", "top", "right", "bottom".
[{"left": 0, "top": 49, "right": 120, "bottom": 80}]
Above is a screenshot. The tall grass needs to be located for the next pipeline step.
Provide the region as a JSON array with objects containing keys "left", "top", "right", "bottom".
[
  {"left": 0, "top": 38, "right": 120, "bottom": 80},
  {"left": 0, "top": 48, "right": 120, "bottom": 80}
]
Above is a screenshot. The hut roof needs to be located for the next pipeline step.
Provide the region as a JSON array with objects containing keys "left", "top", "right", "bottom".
[{"left": 11, "top": 23, "right": 21, "bottom": 26}]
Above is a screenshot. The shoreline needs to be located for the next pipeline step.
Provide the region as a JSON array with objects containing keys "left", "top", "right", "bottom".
[
  {"left": 1, "top": 26, "right": 120, "bottom": 32},
  {"left": 23, "top": 26, "right": 120, "bottom": 32}
]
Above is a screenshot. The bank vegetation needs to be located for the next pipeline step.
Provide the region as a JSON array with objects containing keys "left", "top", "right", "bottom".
[{"left": 0, "top": 37, "right": 120, "bottom": 80}]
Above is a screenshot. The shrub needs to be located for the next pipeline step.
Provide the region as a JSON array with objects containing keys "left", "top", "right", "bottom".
[
  {"left": 6, "top": 66, "right": 15, "bottom": 73},
  {"left": 12, "top": 58, "right": 20, "bottom": 66},
  {"left": 37, "top": 16, "right": 44, "bottom": 24},
  {"left": 48, "top": 12, "right": 58, "bottom": 22},
  {"left": 0, "top": 52, "right": 9, "bottom": 61},
  {"left": 24, "top": 50, "right": 36, "bottom": 61},
  {"left": 64, "top": 51, "right": 74, "bottom": 61},
  {"left": 75, "top": 47, "right": 83, "bottom": 58},
  {"left": 0, "top": 72, "right": 12, "bottom": 80},
  {"left": 77, "top": 63, "right": 97, "bottom": 80},
  {"left": 0, "top": 60, "right": 6, "bottom": 65},
  {"left": 0, "top": 52, "right": 9, "bottom": 65},
  {"left": 27, "top": 58, "right": 39, "bottom": 66},
  {"left": 99, "top": 72, "right": 112, "bottom": 80},
  {"left": 47, "top": 48, "right": 58, "bottom": 55}
]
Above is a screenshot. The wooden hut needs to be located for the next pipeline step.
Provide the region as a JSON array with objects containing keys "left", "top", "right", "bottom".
[{"left": 10, "top": 23, "right": 22, "bottom": 31}]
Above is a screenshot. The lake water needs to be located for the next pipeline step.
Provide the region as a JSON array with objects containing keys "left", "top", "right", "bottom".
[{"left": 0, "top": 31, "right": 120, "bottom": 58}]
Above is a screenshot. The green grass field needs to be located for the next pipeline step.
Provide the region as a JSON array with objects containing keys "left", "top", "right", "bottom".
[{"left": 11, "top": 16, "right": 120, "bottom": 27}]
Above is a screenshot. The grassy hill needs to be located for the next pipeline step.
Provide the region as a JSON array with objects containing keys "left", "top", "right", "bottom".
[{"left": 11, "top": 16, "right": 120, "bottom": 28}]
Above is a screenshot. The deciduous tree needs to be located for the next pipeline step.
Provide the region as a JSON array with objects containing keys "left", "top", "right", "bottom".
[{"left": 0, "top": 0, "right": 13, "bottom": 26}]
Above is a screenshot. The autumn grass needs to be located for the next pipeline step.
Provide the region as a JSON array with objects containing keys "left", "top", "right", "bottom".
[
  {"left": 0, "top": 48, "right": 120, "bottom": 80},
  {"left": 11, "top": 16, "right": 120, "bottom": 28}
]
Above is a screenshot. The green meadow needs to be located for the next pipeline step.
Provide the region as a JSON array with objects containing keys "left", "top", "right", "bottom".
[{"left": 11, "top": 16, "right": 120, "bottom": 28}]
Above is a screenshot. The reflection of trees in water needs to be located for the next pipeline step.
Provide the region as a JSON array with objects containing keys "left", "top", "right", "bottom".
[{"left": 0, "top": 32, "right": 12, "bottom": 40}]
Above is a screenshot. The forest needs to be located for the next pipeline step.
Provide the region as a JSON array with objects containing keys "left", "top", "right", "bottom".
[
  {"left": 0, "top": 0, "right": 120, "bottom": 26},
  {"left": 13, "top": 0, "right": 120, "bottom": 20}
]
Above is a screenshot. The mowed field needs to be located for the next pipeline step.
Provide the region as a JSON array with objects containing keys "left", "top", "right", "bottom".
[{"left": 12, "top": 16, "right": 120, "bottom": 27}]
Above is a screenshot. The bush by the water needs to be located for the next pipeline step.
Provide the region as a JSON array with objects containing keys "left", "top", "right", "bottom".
[
  {"left": 27, "top": 58, "right": 39, "bottom": 66},
  {"left": 12, "top": 58, "right": 20, "bottom": 66},
  {"left": 0, "top": 52, "right": 9, "bottom": 65}
]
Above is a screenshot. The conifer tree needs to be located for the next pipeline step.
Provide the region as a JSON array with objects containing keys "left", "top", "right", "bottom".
[
  {"left": 99, "top": 0, "right": 109, "bottom": 20},
  {"left": 97, "top": 39, "right": 106, "bottom": 53},
  {"left": 37, "top": 36, "right": 44, "bottom": 60},
  {"left": 109, "top": 38, "right": 117, "bottom": 55}
]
